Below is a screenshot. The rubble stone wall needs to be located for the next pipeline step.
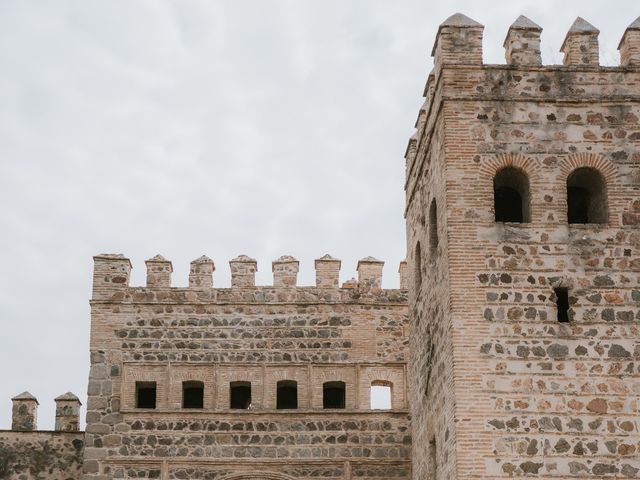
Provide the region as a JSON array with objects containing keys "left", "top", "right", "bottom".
[
  {"left": 84, "top": 256, "right": 410, "bottom": 479},
  {"left": 0, "top": 431, "right": 84, "bottom": 479}
]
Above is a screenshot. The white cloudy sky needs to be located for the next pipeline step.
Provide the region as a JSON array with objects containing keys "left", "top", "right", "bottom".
[{"left": 0, "top": 0, "right": 636, "bottom": 429}]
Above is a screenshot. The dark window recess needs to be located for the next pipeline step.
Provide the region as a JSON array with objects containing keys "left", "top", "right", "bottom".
[
  {"left": 230, "top": 381, "right": 251, "bottom": 409},
  {"left": 182, "top": 381, "right": 204, "bottom": 409},
  {"left": 567, "top": 167, "right": 608, "bottom": 224},
  {"left": 414, "top": 242, "right": 422, "bottom": 290},
  {"left": 276, "top": 380, "right": 298, "bottom": 409},
  {"left": 429, "top": 437, "right": 437, "bottom": 479},
  {"left": 429, "top": 200, "right": 439, "bottom": 256},
  {"left": 493, "top": 167, "right": 530, "bottom": 223},
  {"left": 136, "top": 382, "right": 157, "bottom": 409},
  {"left": 554, "top": 288, "right": 570, "bottom": 323},
  {"left": 494, "top": 187, "right": 523, "bottom": 222},
  {"left": 323, "top": 381, "right": 346, "bottom": 409}
]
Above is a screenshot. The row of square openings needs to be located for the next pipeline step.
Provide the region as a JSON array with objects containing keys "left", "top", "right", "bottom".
[
  {"left": 135, "top": 380, "right": 393, "bottom": 410},
  {"left": 494, "top": 166, "right": 608, "bottom": 224}
]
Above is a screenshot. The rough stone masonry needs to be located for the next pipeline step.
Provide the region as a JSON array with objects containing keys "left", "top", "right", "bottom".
[
  {"left": 0, "top": 12, "right": 639, "bottom": 480},
  {"left": 406, "top": 13, "right": 640, "bottom": 480}
]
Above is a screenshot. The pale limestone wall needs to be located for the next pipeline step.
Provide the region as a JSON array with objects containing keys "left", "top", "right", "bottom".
[
  {"left": 84, "top": 256, "right": 409, "bottom": 480},
  {"left": 0, "top": 431, "right": 84, "bottom": 479},
  {"left": 406, "top": 14, "right": 640, "bottom": 480}
]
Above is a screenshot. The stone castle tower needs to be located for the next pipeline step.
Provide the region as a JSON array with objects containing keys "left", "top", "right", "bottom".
[
  {"left": 405, "top": 13, "right": 640, "bottom": 480},
  {"left": 0, "top": 13, "right": 639, "bottom": 480}
]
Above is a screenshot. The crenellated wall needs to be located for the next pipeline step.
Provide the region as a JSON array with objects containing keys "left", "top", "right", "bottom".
[
  {"left": 406, "top": 13, "right": 640, "bottom": 480},
  {"left": 0, "top": 392, "right": 84, "bottom": 479},
  {"left": 84, "top": 254, "right": 410, "bottom": 479}
]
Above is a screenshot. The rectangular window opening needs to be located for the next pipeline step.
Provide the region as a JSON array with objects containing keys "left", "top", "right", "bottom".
[
  {"left": 182, "top": 381, "right": 204, "bottom": 409},
  {"left": 322, "top": 381, "right": 346, "bottom": 409},
  {"left": 230, "top": 381, "right": 252, "bottom": 409},
  {"left": 276, "top": 380, "right": 298, "bottom": 409},
  {"left": 554, "top": 287, "right": 570, "bottom": 323},
  {"left": 370, "top": 384, "right": 392, "bottom": 410},
  {"left": 136, "top": 381, "right": 157, "bottom": 409}
]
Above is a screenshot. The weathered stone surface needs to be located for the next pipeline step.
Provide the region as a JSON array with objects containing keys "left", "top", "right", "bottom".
[
  {"left": 407, "top": 12, "right": 640, "bottom": 480},
  {"left": 0, "top": 431, "right": 84, "bottom": 479}
]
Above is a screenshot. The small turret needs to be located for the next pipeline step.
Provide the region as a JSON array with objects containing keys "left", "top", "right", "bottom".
[
  {"left": 618, "top": 16, "right": 640, "bottom": 66},
  {"left": 92, "top": 254, "right": 131, "bottom": 300},
  {"left": 560, "top": 17, "right": 600, "bottom": 66},
  {"left": 503, "top": 15, "right": 543, "bottom": 66},
  {"left": 398, "top": 260, "right": 408, "bottom": 290},
  {"left": 431, "top": 13, "right": 484, "bottom": 70},
  {"left": 189, "top": 255, "right": 215, "bottom": 288},
  {"left": 11, "top": 391, "right": 38, "bottom": 431},
  {"left": 230, "top": 255, "right": 257, "bottom": 287},
  {"left": 357, "top": 257, "right": 384, "bottom": 290},
  {"left": 315, "top": 254, "right": 341, "bottom": 288},
  {"left": 54, "top": 392, "right": 81, "bottom": 432},
  {"left": 272, "top": 255, "right": 299, "bottom": 287},
  {"left": 145, "top": 254, "right": 172, "bottom": 288}
]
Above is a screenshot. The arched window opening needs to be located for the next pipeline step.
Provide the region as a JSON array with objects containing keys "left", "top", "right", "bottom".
[
  {"left": 182, "top": 381, "right": 204, "bottom": 409},
  {"left": 135, "top": 382, "right": 157, "bottom": 409},
  {"left": 429, "top": 199, "right": 439, "bottom": 256},
  {"left": 370, "top": 381, "right": 392, "bottom": 410},
  {"left": 323, "top": 381, "right": 346, "bottom": 409},
  {"left": 276, "top": 380, "right": 298, "bottom": 409},
  {"left": 493, "top": 167, "right": 530, "bottom": 223},
  {"left": 567, "top": 167, "right": 607, "bottom": 224},
  {"left": 230, "top": 381, "right": 252, "bottom": 409},
  {"left": 414, "top": 242, "right": 422, "bottom": 291}
]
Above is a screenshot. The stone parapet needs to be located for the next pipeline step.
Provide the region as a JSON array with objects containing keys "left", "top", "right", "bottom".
[{"left": 90, "top": 254, "right": 408, "bottom": 298}]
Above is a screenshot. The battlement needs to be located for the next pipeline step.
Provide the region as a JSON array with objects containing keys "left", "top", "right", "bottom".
[
  {"left": 92, "top": 253, "right": 408, "bottom": 300},
  {"left": 429, "top": 13, "right": 640, "bottom": 71},
  {"left": 405, "top": 13, "right": 640, "bottom": 180},
  {"left": 7, "top": 391, "right": 81, "bottom": 432}
]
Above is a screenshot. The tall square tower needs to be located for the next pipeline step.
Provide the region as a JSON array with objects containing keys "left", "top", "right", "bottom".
[{"left": 406, "top": 14, "right": 640, "bottom": 479}]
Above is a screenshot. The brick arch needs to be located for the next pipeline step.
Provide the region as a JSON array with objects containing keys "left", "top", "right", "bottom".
[
  {"left": 218, "top": 472, "right": 297, "bottom": 480},
  {"left": 559, "top": 152, "right": 618, "bottom": 185},
  {"left": 478, "top": 153, "right": 541, "bottom": 181}
]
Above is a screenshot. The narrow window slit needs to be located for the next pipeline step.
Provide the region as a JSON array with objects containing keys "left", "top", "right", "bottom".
[{"left": 554, "top": 287, "right": 570, "bottom": 323}]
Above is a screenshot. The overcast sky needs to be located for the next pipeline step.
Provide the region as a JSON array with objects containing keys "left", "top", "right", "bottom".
[{"left": 0, "top": 0, "right": 637, "bottom": 430}]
